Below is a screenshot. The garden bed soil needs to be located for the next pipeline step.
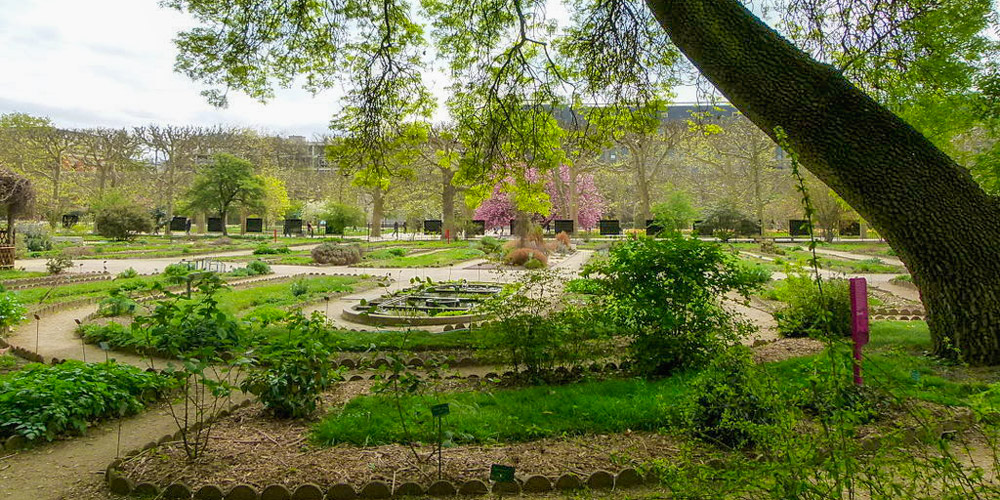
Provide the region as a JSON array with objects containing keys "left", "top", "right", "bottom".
[
  {"left": 752, "top": 338, "right": 825, "bottom": 364},
  {"left": 117, "top": 380, "right": 678, "bottom": 491}
]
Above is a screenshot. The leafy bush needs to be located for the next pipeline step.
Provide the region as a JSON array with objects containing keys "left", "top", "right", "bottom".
[
  {"left": 253, "top": 244, "right": 291, "bottom": 255},
  {"left": 695, "top": 204, "right": 760, "bottom": 237},
  {"left": 771, "top": 275, "right": 851, "bottom": 338},
  {"left": 477, "top": 271, "right": 611, "bottom": 379},
  {"left": 652, "top": 191, "right": 698, "bottom": 234},
  {"left": 564, "top": 278, "right": 602, "bottom": 295},
  {"left": 735, "top": 260, "right": 771, "bottom": 286},
  {"left": 16, "top": 222, "right": 53, "bottom": 252},
  {"left": 523, "top": 257, "right": 545, "bottom": 270},
  {"left": 477, "top": 236, "right": 503, "bottom": 255},
  {"left": 132, "top": 276, "right": 246, "bottom": 355},
  {"left": 245, "top": 260, "right": 271, "bottom": 276},
  {"left": 98, "top": 288, "right": 137, "bottom": 317},
  {"left": 93, "top": 192, "right": 153, "bottom": 240},
  {"left": 117, "top": 267, "right": 139, "bottom": 279},
  {"left": 241, "top": 312, "right": 342, "bottom": 418},
  {"left": 504, "top": 247, "right": 547, "bottom": 267},
  {"left": 0, "top": 360, "right": 170, "bottom": 441},
  {"left": 79, "top": 322, "right": 134, "bottom": 349},
  {"left": 290, "top": 279, "right": 308, "bottom": 297},
  {"left": 320, "top": 202, "right": 365, "bottom": 235},
  {"left": 683, "top": 347, "right": 791, "bottom": 449},
  {"left": 583, "top": 236, "right": 762, "bottom": 375},
  {"left": 0, "top": 292, "right": 26, "bottom": 331},
  {"left": 46, "top": 254, "right": 73, "bottom": 274},
  {"left": 161, "top": 263, "right": 193, "bottom": 284},
  {"left": 311, "top": 243, "right": 363, "bottom": 265}
]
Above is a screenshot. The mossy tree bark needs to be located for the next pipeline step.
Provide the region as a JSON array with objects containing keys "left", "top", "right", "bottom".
[{"left": 645, "top": 0, "right": 1000, "bottom": 364}]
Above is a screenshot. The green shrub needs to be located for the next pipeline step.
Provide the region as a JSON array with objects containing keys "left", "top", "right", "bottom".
[
  {"left": 311, "top": 243, "right": 363, "bottom": 265},
  {"left": 117, "top": 267, "right": 139, "bottom": 279},
  {"left": 0, "top": 360, "right": 170, "bottom": 441},
  {"left": 289, "top": 280, "right": 308, "bottom": 297},
  {"left": 478, "top": 236, "right": 503, "bottom": 255},
  {"left": 241, "top": 312, "right": 342, "bottom": 418},
  {"left": 735, "top": 260, "right": 771, "bottom": 286},
  {"left": 79, "top": 322, "right": 134, "bottom": 349},
  {"left": 477, "top": 271, "right": 611, "bottom": 378},
  {"left": 161, "top": 263, "right": 193, "bottom": 284},
  {"left": 696, "top": 204, "right": 760, "bottom": 237},
  {"left": 523, "top": 257, "right": 545, "bottom": 270},
  {"left": 683, "top": 347, "right": 791, "bottom": 449},
  {"left": 132, "top": 276, "right": 246, "bottom": 355},
  {"left": 93, "top": 193, "right": 153, "bottom": 240},
  {"left": 16, "top": 222, "right": 53, "bottom": 252},
  {"left": 320, "top": 202, "right": 365, "bottom": 235},
  {"left": 583, "top": 236, "right": 762, "bottom": 375},
  {"left": 253, "top": 245, "right": 290, "bottom": 255},
  {"left": 564, "top": 278, "right": 602, "bottom": 295},
  {"left": 98, "top": 288, "right": 137, "bottom": 317},
  {"left": 45, "top": 254, "right": 74, "bottom": 274},
  {"left": 0, "top": 292, "right": 26, "bottom": 331},
  {"left": 245, "top": 260, "right": 271, "bottom": 276},
  {"left": 772, "top": 275, "right": 851, "bottom": 338}
]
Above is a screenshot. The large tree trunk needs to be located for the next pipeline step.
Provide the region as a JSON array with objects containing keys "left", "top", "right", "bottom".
[
  {"left": 441, "top": 169, "right": 456, "bottom": 241},
  {"left": 646, "top": 0, "right": 1000, "bottom": 364}
]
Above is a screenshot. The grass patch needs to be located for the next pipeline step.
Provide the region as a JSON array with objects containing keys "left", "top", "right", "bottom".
[
  {"left": 356, "top": 248, "right": 485, "bottom": 268},
  {"left": 313, "top": 375, "right": 692, "bottom": 446},
  {"left": 214, "top": 275, "right": 367, "bottom": 317},
  {"left": 0, "top": 270, "right": 47, "bottom": 281},
  {"left": 314, "top": 320, "right": 998, "bottom": 447}
]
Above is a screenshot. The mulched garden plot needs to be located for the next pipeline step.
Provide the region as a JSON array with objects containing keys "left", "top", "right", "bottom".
[{"left": 117, "top": 380, "right": 678, "bottom": 491}]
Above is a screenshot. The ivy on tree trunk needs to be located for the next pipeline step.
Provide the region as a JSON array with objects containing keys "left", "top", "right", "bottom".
[{"left": 645, "top": 0, "right": 1000, "bottom": 364}]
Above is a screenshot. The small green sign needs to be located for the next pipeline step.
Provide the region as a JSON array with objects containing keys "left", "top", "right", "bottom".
[
  {"left": 431, "top": 403, "right": 450, "bottom": 417},
  {"left": 490, "top": 464, "right": 515, "bottom": 483}
]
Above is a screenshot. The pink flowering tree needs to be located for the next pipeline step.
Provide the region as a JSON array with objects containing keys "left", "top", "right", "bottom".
[{"left": 474, "top": 166, "right": 605, "bottom": 230}]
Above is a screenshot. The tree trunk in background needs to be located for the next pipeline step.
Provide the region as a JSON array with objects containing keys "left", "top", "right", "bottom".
[
  {"left": 568, "top": 164, "right": 580, "bottom": 230},
  {"left": 646, "top": 0, "right": 1000, "bottom": 364},
  {"left": 371, "top": 188, "right": 384, "bottom": 238},
  {"left": 441, "top": 169, "right": 456, "bottom": 240}
]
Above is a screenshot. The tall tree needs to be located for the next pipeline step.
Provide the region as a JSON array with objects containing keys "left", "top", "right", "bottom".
[
  {"left": 185, "top": 153, "right": 265, "bottom": 236},
  {"left": 166, "top": 0, "right": 1000, "bottom": 363}
]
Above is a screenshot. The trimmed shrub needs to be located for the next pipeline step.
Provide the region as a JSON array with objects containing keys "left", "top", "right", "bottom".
[
  {"left": 117, "top": 268, "right": 139, "bottom": 279},
  {"left": 94, "top": 198, "right": 153, "bottom": 241},
  {"left": 772, "top": 275, "right": 851, "bottom": 338},
  {"left": 311, "top": 243, "right": 363, "bottom": 265},
  {"left": 161, "top": 263, "right": 193, "bottom": 284}
]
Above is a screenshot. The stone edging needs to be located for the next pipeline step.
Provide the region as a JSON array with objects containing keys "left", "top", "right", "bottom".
[
  {"left": 102, "top": 408, "right": 976, "bottom": 499},
  {"left": 106, "top": 431, "right": 648, "bottom": 499}
]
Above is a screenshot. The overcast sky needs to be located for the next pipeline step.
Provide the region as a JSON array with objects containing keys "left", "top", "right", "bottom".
[{"left": 0, "top": 0, "right": 698, "bottom": 137}]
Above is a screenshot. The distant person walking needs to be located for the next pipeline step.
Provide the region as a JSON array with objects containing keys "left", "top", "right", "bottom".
[
  {"left": 185, "top": 219, "right": 192, "bottom": 235},
  {"left": 307, "top": 222, "right": 314, "bottom": 238},
  {"left": 393, "top": 221, "right": 399, "bottom": 239}
]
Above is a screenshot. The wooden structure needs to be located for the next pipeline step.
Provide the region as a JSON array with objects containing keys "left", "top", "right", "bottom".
[{"left": 0, "top": 169, "right": 34, "bottom": 269}]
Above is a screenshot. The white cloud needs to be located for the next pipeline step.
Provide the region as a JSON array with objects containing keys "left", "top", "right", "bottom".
[{"left": 0, "top": 0, "right": 698, "bottom": 136}]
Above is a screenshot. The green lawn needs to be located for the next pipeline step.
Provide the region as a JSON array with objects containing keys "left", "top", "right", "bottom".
[
  {"left": 0, "top": 269, "right": 48, "bottom": 282},
  {"left": 313, "top": 320, "right": 998, "bottom": 447},
  {"left": 214, "top": 275, "right": 369, "bottom": 317},
  {"left": 355, "top": 247, "right": 486, "bottom": 268}
]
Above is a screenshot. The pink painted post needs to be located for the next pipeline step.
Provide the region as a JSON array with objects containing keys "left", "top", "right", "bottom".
[{"left": 849, "top": 278, "right": 870, "bottom": 386}]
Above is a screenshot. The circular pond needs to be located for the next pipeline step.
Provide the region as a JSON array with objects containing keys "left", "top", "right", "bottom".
[{"left": 343, "top": 282, "right": 502, "bottom": 327}]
